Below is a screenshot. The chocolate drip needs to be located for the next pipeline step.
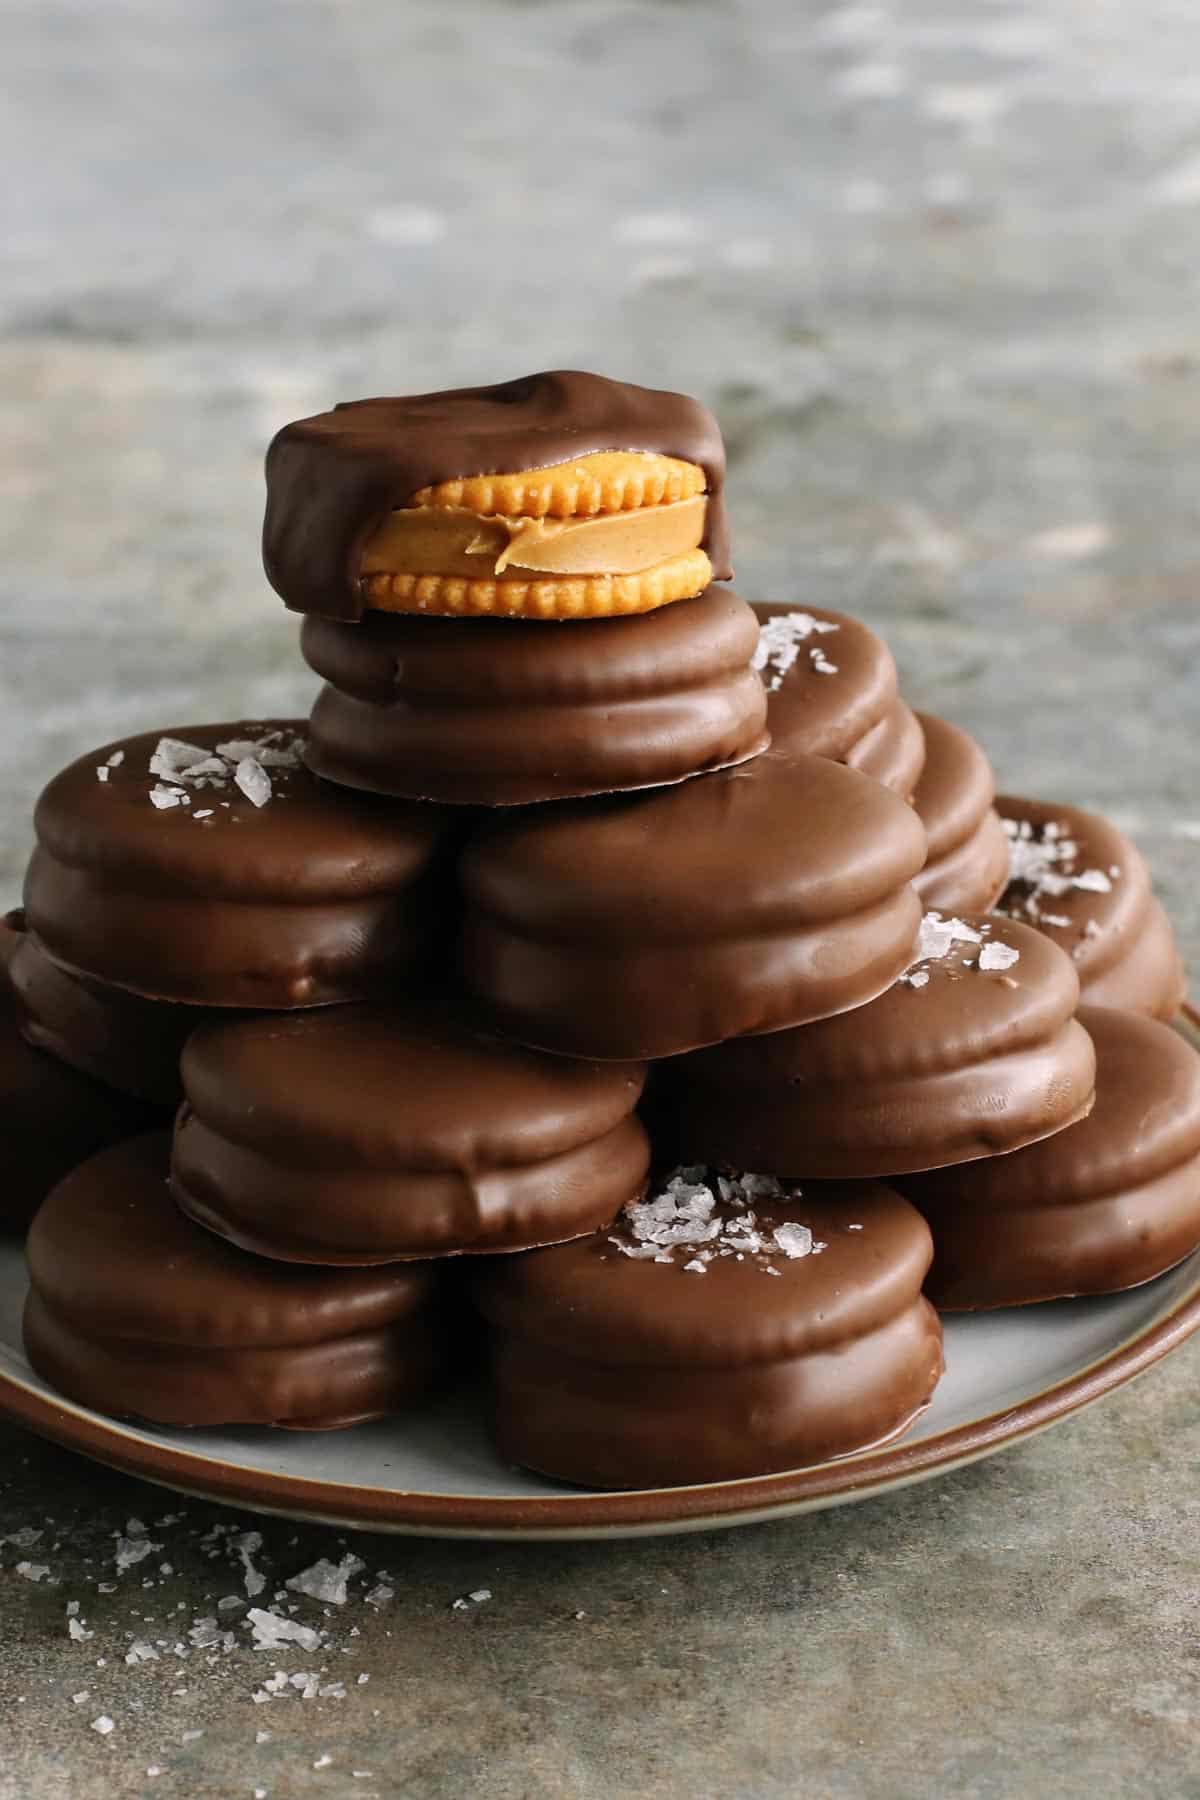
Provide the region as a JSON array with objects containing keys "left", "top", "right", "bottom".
[{"left": 263, "top": 371, "right": 731, "bottom": 621}]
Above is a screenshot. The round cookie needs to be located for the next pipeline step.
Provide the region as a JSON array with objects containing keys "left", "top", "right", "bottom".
[
  {"left": 846, "top": 700, "right": 926, "bottom": 798},
  {"left": 652, "top": 913, "right": 1097, "bottom": 1178},
  {"left": 6, "top": 910, "right": 220, "bottom": 1104},
  {"left": 264, "top": 371, "right": 731, "bottom": 622},
  {"left": 754, "top": 605, "right": 926, "bottom": 797},
  {"left": 23, "top": 722, "right": 455, "bottom": 1007},
  {"left": 171, "top": 1004, "right": 649, "bottom": 1265},
  {"left": 302, "top": 588, "right": 769, "bottom": 807},
  {"left": 0, "top": 913, "right": 163, "bottom": 1231},
  {"left": 902, "top": 1007, "right": 1200, "bottom": 1307},
  {"left": 471, "top": 1170, "right": 943, "bottom": 1488},
  {"left": 995, "top": 795, "right": 1185, "bottom": 1019},
  {"left": 24, "top": 1133, "right": 448, "bottom": 1428},
  {"left": 459, "top": 749, "right": 927, "bottom": 1061},
  {"left": 912, "top": 713, "right": 1009, "bottom": 913}
]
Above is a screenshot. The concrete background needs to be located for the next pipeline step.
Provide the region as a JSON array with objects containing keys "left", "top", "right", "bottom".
[{"left": 1, "top": 1, "right": 1198, "bottom": 1794}]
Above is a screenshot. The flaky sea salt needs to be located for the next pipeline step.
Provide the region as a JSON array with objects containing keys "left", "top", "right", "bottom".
[
  {"left": 772, "top": 1223, "right": 815, "bottom": 1260},
  {"left": 999, "top": 816, "right": 1117, "bottom": 924},
  {"left": 246, "top": 1607, "right": 321, "bottom": 1652},
  {"left": 68, "top": 1617, "right": 94, "bottom": 1643},
  {"left": 451, "top": 1588, "right": 492, "bottom": 1610},
  {"left": 16, "top": 1561, "right": 49, "bottom": 1581},
  {"left": 286, "top": 1554, "right": 364, "bottom": 1607},
  {"left": 979, "top": 940, "right": 1020, "bottom": 972},
  {"left": 234, "top": 757, "right": 272, "bottom": 809},
  {"left": 752, "top": 611, "right": 841, "bottom": 691},
  {"left": 135, "top": 729, "right": 304, "bottom": 815},
  {"left": 114, "top": 1523, "right": 162, "bottom": 1572},
  {"left": 610, "top": 1168, "right": 825, "bottom": 1275},
  {"left": 90, "top": 1715, "right": 114, "bottom": 1736},
  {"left": 901, "top": 911, "right": 1019, "bottom": 985},
  {"left": 364, "top": 1584, "right": 393, "bottom": 1609},
  {"left": 233, "top": 1529, "right": 267, "bottom": 1598}
]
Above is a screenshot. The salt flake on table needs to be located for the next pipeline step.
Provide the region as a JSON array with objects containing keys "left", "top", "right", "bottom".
[
  {"left": 285, "top": 1553, "right": 364, "bottom": 1607},
  {"left": 90, "top": 1715, "right": 114, "bottom": 1736},
  {"left": 246, "top": 1607, "right": 321, "bottom": 1652}
]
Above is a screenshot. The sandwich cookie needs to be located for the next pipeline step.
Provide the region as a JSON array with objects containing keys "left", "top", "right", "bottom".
[
  {"left": 0, "top": 913, "right": 163, "bottom": 1230},
  {"left": 171, "top": 1003, "right": 649, "bottom": 1264},
  {"left": 912, "top": 713, "right": 1009, "bottom": 913},
  {"left": 754, "top": 605, "right": 926, "bottom": 797},
  {"left": 302, "top": 588, "right": 769, "bottom": 806},
  {"left": 471, "top": 1169, "right": 943, "bottom": 1489},
  {"left": 652, "top": 913, "right": 1097, "bottom": 1178},
  {"left": 995, "top": 795, "right": 1185, "bottom": 1019},
  {"left": 23, "top": 723, "right": 454, "bottom": 1007},
  {"left": 24, "top": 1133, "right": 449, "bottom": 1428},
  {"left": 264, "top": 370, "right": 730, "bottom": 621},
  {"left": 903, "top": 1007, "right": 1200, "bottom": 1307},
  {"left": 459, "top": 749, "right": 927, "bottom": 1060},
  {"left": 6, "top": 910, "right": 221, "bottom": 1105}
]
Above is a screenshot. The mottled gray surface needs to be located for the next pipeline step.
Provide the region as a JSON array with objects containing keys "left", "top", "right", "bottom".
[{"left": 2, "top": 1, "right": 1199, "bottom": 1795}]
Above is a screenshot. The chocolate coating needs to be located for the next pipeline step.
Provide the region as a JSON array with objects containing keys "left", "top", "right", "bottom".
[
  {"left": 7, "top": 911, "right": 219, "bottom": 1104},
  {"left": 912, "top": 713, "right": 1009, "bottom": 912},
  {"left": 472, "top": 1184, "right": 943, "bottom": 1488},
  {"left": 995, "top": 795, "right": 1186, "bottom": 1019},
  {"left": 903, "top": 1007, "right": 1200, "bottom": 1307},
  {"left": 459, "top": 749, "right": 927, "bottom": 1060},
  {"left": 0, "top": 914, "right": 164, "bottom": 1230},
  {"left": 302, "top": 588, "right": 769, "bottom": 806},
  {"left": 264, "top": 371, "right": 730, "bottom": 621},
  {"left": 755, "top": 604, "right": 926, "bottom": 796},
  {"left": 847, "top": 700, "right": 927, "bottom": 798},
  {"left": 652, "top": 915, "right": 1097, "bottom": 1178},
  {"left": 24, "top": 722, "right": 456, "bottom": 1007},
  {"left": 172, "top": 1003, "right": 649, "bottom": 1264},
  {"left": 25, "top": 1133, "right": 448, "bottom": 1427}
]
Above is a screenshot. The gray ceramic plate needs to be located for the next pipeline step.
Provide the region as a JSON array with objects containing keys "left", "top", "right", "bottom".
[{"left": 1, "top": 1241, "right": 1198, "bottom": 1539}]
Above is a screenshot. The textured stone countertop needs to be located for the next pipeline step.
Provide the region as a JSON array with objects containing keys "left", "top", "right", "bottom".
[{"left": 2, "top": 3, "right": 1199, "bottom": 1796}]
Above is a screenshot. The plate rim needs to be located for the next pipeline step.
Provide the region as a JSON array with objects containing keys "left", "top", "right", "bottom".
[{"left": 0, "top": 1256, "right": 1197, "bottom": 1538}]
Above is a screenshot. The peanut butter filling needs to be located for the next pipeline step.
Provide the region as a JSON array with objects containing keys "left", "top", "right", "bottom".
[{"left": 360, "top": 495, "right": 707, "bottom": 581}]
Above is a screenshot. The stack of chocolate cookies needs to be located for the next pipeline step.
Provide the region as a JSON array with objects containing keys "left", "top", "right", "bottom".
[{"left": 5, "top": 371, "right": 1196, "bottom": 1491}]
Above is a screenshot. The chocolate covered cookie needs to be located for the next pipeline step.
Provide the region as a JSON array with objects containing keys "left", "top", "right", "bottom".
[
  {"left": 302, "top": 588, "right": 769, "bottom": 806},
  {"left": 6, "top": 909, "right": 218, "bottom": 1104},
  {"left": 753, "top": 605, "right": 926, "bottom": 796},
  {"left": 24, "top": 1133, "right": 448, "bottom": 1428},
  {"left": 995, "top": 796, "right": 1185, "bottom": 1019},
  {"left": 653, "top": 913, "right": 1096, "bottom": 1178},
  {"left": 0, "top": 913, "right": 163, "bottom": 1230},
  {"left": 23, "top": 723, "right": 454, "bottom": 1007},
  {"left": 471, "top": 1169, "right": 943, "bottom": 1488},
  {"left": 912, "top": 713, "right": 1009, "bottom": 913},
  {"left": 459, "top": 749, "right": 927, "bottom": 1060},
  {"left": 171, "top": 1003, "right": 648, "bottom": 1264},
  {"left": 903, "top": 1007, "right": 1200, "bottom": 1307},
  {"left": 264, "top": 370, "right": 730, "bottom": 621}
]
